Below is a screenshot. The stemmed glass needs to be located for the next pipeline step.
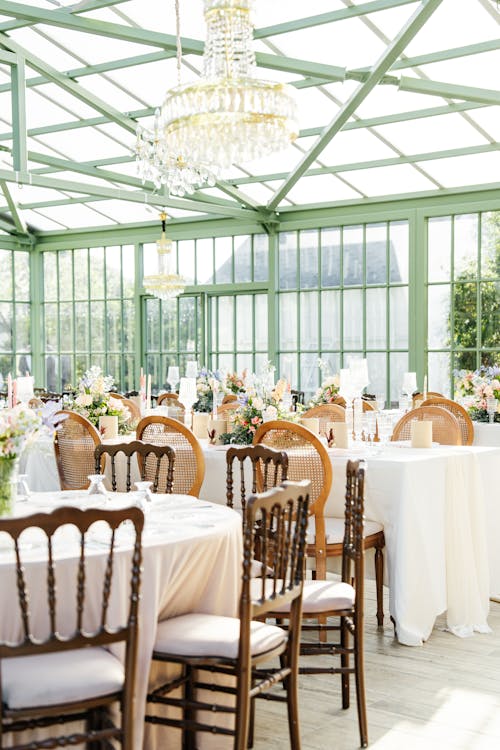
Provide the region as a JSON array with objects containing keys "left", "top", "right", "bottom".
[
  {"left": 486, "top": 396, "right": 497, "bottom": 424},
  {"left": 178, "top": 377, "right": 198, "bottom": 428},
  {"left": 167, "top": 366, "right": 180, "bottom": 393},
  {"left": 87, "top": 474, "right": 108, "bottom": 498}
]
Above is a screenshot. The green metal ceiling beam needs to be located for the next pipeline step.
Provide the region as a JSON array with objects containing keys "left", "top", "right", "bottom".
[
  {"left": 255, "top": 53, "right": 345, "bottom": 81},
  {"left": 9, "top": 54, "right": 26, "bottom": 172},
  {"left": 253, "top": 0, "right": 419, "bottom": 38},
  {"left": 360, "top": 38, "right": 500, "bottom": 72},
  {"left": 267, "top": 0, "right": 444, "bottom": 210},
  {"left": 0, "top": 168, "right": 265, "bottom": 220},
  {"left": 0, "top": 109, "right": 154, "bottom": 142},
  {"left": 0, "top": 212, "right": 16, "bottom": 233},
  {"left": 0, "top": 35, "right": 139, "bottom": 134},
  {"left": 0, "top": 48, "right": 15, "bottom": 64},
  {"left": 0, "top": 0, "right": 131, "bottom": 33},
  {"left": 227, "top": 143, "right": 500, "bottom": 185},
  {"left": 0, "top": 181, "right": 27, "bottom": 234},
  {"left": 398, "top": 76, "right": 500, "bottom": 105}
]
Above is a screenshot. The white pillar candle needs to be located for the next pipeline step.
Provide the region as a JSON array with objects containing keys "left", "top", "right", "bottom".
[
  {"left": 299, "top": 417, "right": 320, "bottom": 434},
  {"left": 411, "top": 420, "right": 432, "bottom": 448},
  {"left": 192, "top": 412, "right": 211, "bottom": 439},
  {"left": 333, "top": 422, "right": 349, "bottom": 449},
  {"left": 207, "top": 418, "right": 227, "bottom": 445},
  {"left": 99, "top": 415, "right": 119, "bottom": 440}
]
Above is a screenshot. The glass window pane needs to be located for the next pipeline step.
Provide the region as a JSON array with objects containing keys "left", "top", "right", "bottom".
[
  {"left": 146, "top": 298, "right": 160, "bottom": 351},
  {"left": 90, "top": 247, "right": 105, "bottom": 299},
  {"left": 366, "top": 223, "right": 387, "bottom": 285},
  {"left": 16, "top": 354, "right": 31, "bottom": 377},
  {"left": 234, "top": 236, "right": 251, "bottom": 283},
  {"left": 122, "top": 300, "right": 135, "bottom": 351},
  {"left": 75, "top": 355, "right": 88, "bottom": 384},
  {"left": 279, "top": 293, "right": 297, "bottom": 350},
  {"left": 236, "top": 295, "right": 252, "bottom": 350},
  {"left": 105, "top": 246, "right": 122, "bottom": 299},
  {"left": 15, "top": 303, "right": 30, "bottom": 352},
  {"left": 45, "top": 354, "right": 58, "bottom": 392},
  {"left": 255, "top": 295, "right": 268, "bottom": 351},
  {"left": 122, "top": 245, "right": 135, "bottom": 295},
  {"left": 453, "top": 282, "right": 477, "bottom": 348},
  {"left": 280, "top": 353, "right": 297, "bottom": 386},
  {"left": 74, "top": 248, "right": 88, "bottom": 300},
  {"left": 300, "top": 291, "right": 318, "bottom": 350},
  {"left": 428, "top": 216, "right": 451, "bottom": 283},
  {"left": 428, "top": 285, "right": 450, "bottom": 349},
  {"left": 428, "top": 352, "right": 452, "bottom": 399},
  {"left": 107, "top": 300, "right": 121, "bottom": 351},
  {"left": 389, "top": 286, "right": 408, "bottom": 349},
  {"left": 44, "top": 303, "right": 58, "bottom": 352},
  {"left": 197, "top": 238, "right": 213, "bottom": 284},
  {"left": 0, "top": 251, "right": 12, "bottom": 300},
  {"left": 218, "top": 297, "right": 234, "bottom": 350},
  {"left": 61, "top": 355, "right": 73, "bottom": 391},
  {"left": 389, "top": 352, "right": 408, "bottom": 405},
  {"left": 236, "top": 353, "right": 253, "bottom": 373},
  {"left": 321, "top": 227, "right": 341, "bottom": 287},
  {"left": 481, "top": 281, "right": 500, "bottom": 349},
  {"left": 14, "top": 252, "right": 30, "bottom": 301},
  {"left": 366, "top": 287, "right": 386, "bottom": 349},
  {"left": 0, "top": 303, "right": 12, "bottom": 351},
  {"left": 343, "top": 289, "right": 363, "bottom": 349},
  {"left": 321, "top": 290, "right": 341, "bottom": 350},
  {"left": 279, "top": 232, "right": 297, "bottom": 290},
  {"left": 162, "top": 298, "right": 178, "bottom": 352},
  {"left": 75, "top": 301, "right": 88, "bottom": 351},
  {"left": 59, "top": 303, "right": 73, "bottom": 351},
  {"left": 215, "top": 236, "right": 232, "bottom": 284},
  {"left": 143, "top": 242, "right": 157, "bottom": 278},
  {"left": 43, "top": 252, "right": 57, "bottom": 301},
  {"left": 253, "top": 234, "right": 268, "bottom": 282},
  {"left": 454, "top": 214, "right": 478, "bottom": 279},
  {"left": 300, "top": 352, "right": 319, "bottom": 397},
  {"left": 390, "top": 221, "right": 409, "bottom": 284},
  {"left": 91, "top": 301, "right": 105, "bottom": 351},
  {"left": 343, "top": 225, "right": 363, "bottom": 286},
  {"left": 178, "top": 240, "right": 195, "bottom": 285},
  {"left": 481, "top": 212, "right": 500, "bottom": 279},
  {"left": 299, "top": 230, "right": 318, "bottom": 289},
  {"left": 58, "top": 251, "right": 73, "bottom": 302},
  {"left": 366, "top": 352, "right": 386, "bottom": 401}
]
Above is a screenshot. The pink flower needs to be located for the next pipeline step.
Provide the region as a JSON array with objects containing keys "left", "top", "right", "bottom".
[
  {"left": 251, "top": 416, "right": 260, "bottom": 424},
  {"left": 249, "top": 426, "right": 256, "bottom": 433}
]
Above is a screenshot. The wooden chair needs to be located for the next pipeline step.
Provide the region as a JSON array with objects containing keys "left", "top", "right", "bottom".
[
  {"left": 391, "top": 405, "right": 462, "bottom": 445},
  {"left": 121, "top": 396, "right": 141, "bottom": 422},
  {"left": 94, "top": 440, "right": 176, "bottom": 493},
  {"left": 412, "top": 391, "right": 443, "bottom": 406},
  {"left": 53, "top": 411, "right": 101, "bottom": 490},
  {"left": 28, "top": 397, "right": 44, "bottom": 409},
  {"left": 266, "top": 461, "right": 368, "bottom": 748},
  {"left": 157, "top": 392, "right": 179, "bottom": 406},
  {"left": 420, "top": 397, "right": 474, "bottom": 445},
  {"left": 145, "top": 480, "right": 310, "bottom": 750},
  {"left": 291, "top": 389, "right": 305, "bottom": 409},
  {"left": 136, "top": 416, "right": 205, "bottom": 496},
  {"left": 222, "top": 393, "right": 238, "bottom": 404},
  {"left": 302, "top": 403, "right": 346, "bottom": 436},
  {"left": 217, "top": 401, "right": 241, "bottom": 415},
  {"left": 226, "top": 444, "right": 289, "bottom": 515},
  {"left": 0, "top": 505, "right": 144, "bottom": 750},
  {"left": 253, "top": 421, "right": 385, "bottom": 626}
]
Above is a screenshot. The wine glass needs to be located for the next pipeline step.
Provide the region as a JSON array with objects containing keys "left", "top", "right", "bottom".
[
  {"left": 87, "top": 474, "right": 108, "bottom": 498},
  {"left": 486, "top": 396, "right": 497, "bottom": 424},
  {"left": 167, "top": 366, "right": 180, "bottom": 393},
  {"left": 135, "top": 481, "right": 154, "bottom": 505},
  {"left": 16, "top": 474, "right": 31, "bottom": 503},
  {"left": 178, "top": 377, "right": 198, "bottom": 428}
]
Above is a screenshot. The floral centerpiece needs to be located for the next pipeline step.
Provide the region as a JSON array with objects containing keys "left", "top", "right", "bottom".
[
  {"left": 63, "top": 366, "right": 131, "bottom": 433},
  {"left": 193, "top": 368, "right": 225, "bottom": 413},
  {"left": 454, "top": 366, "right": 500, "bottom": 422},
  {"left": 0, "top": 405, "right": 42, "bottom": 515},
  {"left": 220, "top": 376, "right": 298, "bottom": 445},
  {"left": 224, "top": 371, "right": 246, "bottom": 395},
  {"left": 309, "top": 374, "right": 341, "bottom": 407}
]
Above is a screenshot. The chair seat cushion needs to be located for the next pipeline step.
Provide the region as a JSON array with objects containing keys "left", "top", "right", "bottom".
[
  {"left": 154, "top": 613, "right": 287, "bottom": 660},
  {"left": 307, "top": 516, "right": 383, "bottom": 545},
  {"left": 251, "top": 579, "right": 355, "bottom": 615},
  {"left": 3, "top": 647, "right": 124, "bottom": 710}
]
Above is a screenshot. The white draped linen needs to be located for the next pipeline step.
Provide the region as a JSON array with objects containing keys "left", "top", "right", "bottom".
[{"left": 0, "top": 492, "right": 242, "bottom": 749}]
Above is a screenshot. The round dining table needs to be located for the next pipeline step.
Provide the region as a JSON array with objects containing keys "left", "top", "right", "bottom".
[{"left": 0, "top": 490, "right": 242, "bottom": 750}]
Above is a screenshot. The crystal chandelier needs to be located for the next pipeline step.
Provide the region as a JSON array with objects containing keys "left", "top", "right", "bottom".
[
  {"left": 143, "top": 212, "right": 186, "bottom": 300},
  {"left": 160, "top": 0, "right": 299, "bottom": 170},
  {"left": 135, "top": 0, "right": 217, "bottom": 195}
]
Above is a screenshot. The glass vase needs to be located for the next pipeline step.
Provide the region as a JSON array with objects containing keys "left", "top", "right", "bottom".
[{"left": 0, "top": 456, "right": 18, "bottom": 517}]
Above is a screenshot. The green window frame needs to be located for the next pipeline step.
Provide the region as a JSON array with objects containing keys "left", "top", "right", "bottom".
[{"left": 0, "top": 247, "right": 31, "bottom": 383}]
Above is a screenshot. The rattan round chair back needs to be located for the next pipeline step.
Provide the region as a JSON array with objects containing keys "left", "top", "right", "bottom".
[
  {"left": 391, "top": 405, "right": 462, "bottom": 445},
  {"left": 53, "top": 411, "right": 101, "bottom": 490},
  {"left": 412, "top": 390, "right": 443, "bottom": 406},
  {"left": 302, "top": 403, "right": 346, "bottom": 435},
  {"left": 420, "top": 397, "right": 474, "bottom": 445},
  {"left": 121, "top": 396, "right": 141, "bottom": 422},
  {"left": 136, "top": 415, "right": 205, "bottom": 495},
  {"left": 217, "top": 401, "right": 241, "bottom": 414},
  {"left": 157, "top": 392, "right": 180, "bottom": 406}
]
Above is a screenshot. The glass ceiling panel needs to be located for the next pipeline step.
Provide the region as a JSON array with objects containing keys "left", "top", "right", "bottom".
[
  {"left": 30, "top": 127, "right": 128, "bottom": 161},
  {"left": 32, "top": 24, "right": 157, "bottom": 64},
  {"left": 340, "top": 163, "right": 438, "bottom": 196},
  {"left": 101, "top": 59, "right": 179, "bottom": 108},
  {"left": 32, "top": 82, "right": 105, "bottom": 119},
  {"left": 21, "top": 208, "right": 69, "bottom": 231},
  {"left": 417, "top": 152, "right": 500, "bottom": 188},
  {"left": 74, "top": 73, "right": 148, "bottom": 112},
  {"left": 422, "top": 50, "right": 500, "bottom": 91},
  {"left": 468, "top": 106, "right": 500, "bottom": 141},
  {"left": 273, "top": 174, "right": 364, "bottom": 206},
  {"left": 34, "top": 202, "right": 117, "bottom": 227},
  {"left": 354, "top": 85, "right": 451, "bottom": 119},
  {"left": 84, "top": 199, "right": 163, "bottom": 224},
  {"left": 319, "top": 129, "right": 398, "bottom": 165},
  {"left": 24, "top": 86, "right": 79, "bottom": 128},
  {"left": 8, "top": 25, "right": 83, "bottom": 69},
  {"left": 374, "top": 113, "right": 488, "bottom": 154}
]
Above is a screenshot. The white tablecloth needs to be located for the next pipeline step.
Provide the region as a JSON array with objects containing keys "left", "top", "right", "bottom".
[
  {"left": 472, "top": 422, "right": 500, "bottom": 446},
  {"left": 21, "top": 437, "right": 500, "bottom": 646},
  {"left": 0, "top": 491, "right": 242, "bottom": 749}
]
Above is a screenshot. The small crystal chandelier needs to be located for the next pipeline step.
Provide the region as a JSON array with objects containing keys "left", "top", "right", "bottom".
[
  {"left": 135, "top": 0, "right": 217, "bottom": 195},
  {"left": 160, "top": 0, "right": 299, "bottom": 170},
  {"left": 143, "top": 212, "right": 186, "bottom": 300}
]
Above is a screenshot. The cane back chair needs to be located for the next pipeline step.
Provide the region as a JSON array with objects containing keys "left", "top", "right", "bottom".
[
  {"left": 53, "top": 411, "right": 101, "bottom": 490},
  {"left": 226, "top": 444, "right": 289, "bottom": 515},
  {"left": 0, "top": 505, "right": 144, "bottom": 750},
  {"left": 145, "top": 480, "right": 310, "bottom": 750},
  {"left": 391, "top": 405, "right": 462, "bottom": 445},
  {"left": 136, "top": 416, "right": 205, "bottom": 496},
  {"left": 253, "top": 421, "right": 385, "bottom": 626},
  {"left": 420, "top": 397, "right": 474, "bottom": 445},
  {"left": 94, "top": 440, "right": 176, "bottom": 493},
  {"left": 302, "top": 403, "right": 346, "bottom": 436}
]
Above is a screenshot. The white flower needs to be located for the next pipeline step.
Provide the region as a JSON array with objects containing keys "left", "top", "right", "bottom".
[
  {"left": 75, "top": 393, "right": 93, "bottom": 407},
  {"left": 252, "top": 397, "right": 264, "bottom": 410},
  {"left": 263, "top": 405, "right": 278, "bottom": 421}
]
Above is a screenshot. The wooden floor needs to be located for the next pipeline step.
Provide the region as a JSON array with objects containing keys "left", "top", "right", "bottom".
[{"left": 252, "top": 583, "right": 500, "bottom": 750}]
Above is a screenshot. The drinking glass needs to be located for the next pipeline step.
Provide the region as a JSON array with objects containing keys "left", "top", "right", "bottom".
[
  {"left": 167, "top": 366, "right": 180, "bottom": 393},
  {"left": 135, "top": 481, "right": 154, "bottom": 504},
  {"left": 16, "top": 474, "right": 31, "bottom": 503},
  {"left": 365, "top": 413, "right": 377, "bottom": 445},
  {"left": 178, "top": 377, "right": 198, "bottom": 428},
  {"left": 87, "top": 474, "right": 108, "bottom": 498},
  {"left": 486, "top": 396, "right": 497, "bottom": 424},
  {"left": 377, "top": 413, "right": 393, "bottom": 446}
]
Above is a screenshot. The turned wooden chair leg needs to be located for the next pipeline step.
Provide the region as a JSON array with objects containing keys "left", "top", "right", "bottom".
[
  {"left": 354, "top": 629, "right": 368, "bottom": 748},
  {"left": 340, "top": 616, "right": 350, "bottom": 710},
  {"left": 374, "top": 545, "right": 384, "bottom": 627}
]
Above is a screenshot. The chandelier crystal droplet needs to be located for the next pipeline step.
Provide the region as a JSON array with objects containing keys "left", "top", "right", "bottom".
[{"left": 143, "top": 212, "right": 186, "bottom": 300}]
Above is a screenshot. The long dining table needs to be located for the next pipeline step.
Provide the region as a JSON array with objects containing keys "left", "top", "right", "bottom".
[
  {"left": 21, "top": 433, "right": 500, "bottom": 646},
  {"left": 0, "top": 490, "right": 242, "bottom": 750}
]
